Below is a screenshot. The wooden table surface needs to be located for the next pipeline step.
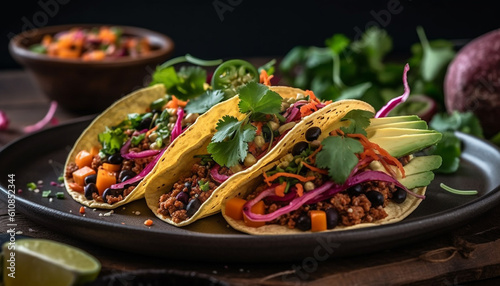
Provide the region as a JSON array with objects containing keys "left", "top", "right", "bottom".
[{"left": 1, "top": 69, "right": 500, "bottom": 286}]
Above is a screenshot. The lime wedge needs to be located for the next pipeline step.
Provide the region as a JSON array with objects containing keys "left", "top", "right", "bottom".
[{"left": 2, "top": 238, "right": 101, "bottom": 286}]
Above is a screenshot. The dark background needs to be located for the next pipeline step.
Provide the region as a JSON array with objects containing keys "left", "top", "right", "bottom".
[{"left": 1, "top": 0, "right": 499, "bottom": 69}]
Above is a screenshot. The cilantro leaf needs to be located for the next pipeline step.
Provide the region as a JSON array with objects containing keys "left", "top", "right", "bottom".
[
  {"left": 150, "top": 66, "right": 180, "bottom": 90},
  {"left": 238, "top": 82, "right": 282, "bottom": 116},
  {"left": 316, "top": 136, "right": 364, "bottom": 184},
  {"left": 98, "top": 127, "right": 127, "bottom": 156},
  {"left": 426, "top": 131, "right": 461, "bottom": 174},
  {"left": 168, "top": 66, "right": 207, "bottom": 100},
  {"left": 430, "top": 111, "right": 483, "bottom": 138},
  {"left": 340, "top": 110, "right": 374, "bottom": 136},
  {"left": 207, "top": 123, "right": 255, "bottom": 167},
  {"left": 211, "top": 116, "right": 243, "bottom": 143},
  {"left": 185, "top": 90, "right": 225, "bottom": 114},
  {"left": 150, "top": 66, "right": 207, "bottom": 101}
]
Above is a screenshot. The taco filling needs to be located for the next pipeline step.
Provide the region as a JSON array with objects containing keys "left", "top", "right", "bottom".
[
  {"left": 65, "top": 95, "right": 198, "bottom": 205},
  {"left": 223, "top": 110, "right": 442, "bottom": 232},
  {"left": 156, "top": 82, "right": 333, "bottom": 223}
]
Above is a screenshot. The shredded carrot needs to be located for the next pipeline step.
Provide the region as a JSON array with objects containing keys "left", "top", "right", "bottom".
[
  {"left": 304, "top": 90, "right": 319, "bottom": 103},
  {"left": 146, "top": 125, "right": 158, "bottom": 137},
  {"left": 274, "top": 182, "right": 287, "bottom": 197},
  {"left": 346, "top": 132, "right": 405, "bottom": 177},
  {"left": 253, "top": 121, "right": 263, "bottom": 136},
  {"left": 248, "top": 142, "right": 257, "bottom": 155},
  {"left": 165, "top": 96, "right": 188, "bottom": 109},
  {"left": 144, "top": 219, "right": 154, "bottom": 226},
  {"left": 259, "top": 69, "right": 274, "bottom": 86},
  {"left": 300, "top": 102, "right": 318, "bottom": 117},
  {"left": 295, "top": 183, "right": 304, "bottom": 197},
  {"left": 264, "top": 172, "right": 316, "bottom": 185},
  {"left": 301, "top": 161, "right": 329, "bottom": 175},
  {"left": 307, "top": 145, "right": 323, "bottom": 164}
]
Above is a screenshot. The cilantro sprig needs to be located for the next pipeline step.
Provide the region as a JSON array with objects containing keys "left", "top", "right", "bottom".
[
  {"left": 316, "top": 110, "right": 373, "bottom": 184},
  {"left": 207, "top": 82, "right": 282, "bottom": 167}
]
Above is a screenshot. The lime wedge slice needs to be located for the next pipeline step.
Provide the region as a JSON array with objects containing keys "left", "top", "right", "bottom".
[{"left": 2, "top": 238, "right": 101, "bottom": 286}]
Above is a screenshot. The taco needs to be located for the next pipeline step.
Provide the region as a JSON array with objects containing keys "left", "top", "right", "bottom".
[
  {"left": 221, "top": 109, "right": 443, "bottom": 234},
  {"left": 142, "top": 82, "right": 375, "bottom": 226},
  {"left": 64, "top": 84, "right": 206, "bottom": 208}
]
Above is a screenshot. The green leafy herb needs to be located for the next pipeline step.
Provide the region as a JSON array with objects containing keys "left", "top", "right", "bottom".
[
  {"left": 131, "top": 133, "right": 146, "bottom": 146},
  {"left": 430, "top": 111, "right": 483, "bottom": 138},
  {"left": 440, "top": 183, "right": 478, "bottom": 196},
  {"left": 416, "top": 26, "right": 456, "bottom": 83},
  {"left": 150, "top": 97, "right": 168, "bottom": 111},
  {"left": 238, "top": 82, "right": 282, "bottom": 116},
  {"left": 150, "top": 66, "right": 207, "bottom": 101},
  {"left": 340, "top": 110, "right": 374, "bottom": 136},
  {"left": 27, "top": 182, "right": 37, "bottom": 191},
  {"left": 56, "top": 192, "right": 65, "bottom": 199},
  {"left": 57, "top": 176, "right": 65, "bottom": 183},
  {"left": 198, "top": 179, "right": 210, "bottom": 192},
  {"left": 426, "top": 131, "right": 461, "bottom": 173},
  {"left": 207, "top": 83, "right": 283, "bottom": 167},
  {"left": 98, "top": 127, "right": 127, "bottom": 156},
  {"left": 207, "top": 121, "right": 255, "bottom": 167},
  {"left": 184, "top": 90, "right": 225, "bottom": 114},
  {"left": 258, "top": 59, "right": 276, "bottom": 75},
  {"left": 316, "top": 136, "right": 364, "bottom": 184},
  {"left": 42, "top": 190, "right": 52, "bottom": 198}
]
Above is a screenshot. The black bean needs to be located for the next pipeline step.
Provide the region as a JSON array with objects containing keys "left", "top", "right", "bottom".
[
  {"left": 108, "top": 153, "right": 123, "bottom": 164},
  {"left": 84, "top": 174, "right": 97, "bottom": 185},
  {"left": 305, "top": 127, "right": 321, "bottom": 142},
  {"left": 184, "top": 181, "right": 192, "bottom": 192},
  {"left": 102, "top": 188, "right": 121, "bottom": 199},
  {"left": 176, "top": 192, "right": 189, "bottom": 205},
  {"left": 119, "top": 170, "right": 136, "bottom": 182},
  {"left": 325, "top": 208, "right": 339, "bottom": 229},
  {"left": 121, "top": 175, "right": 134, "bottom": 183},
  {"left": 84, "top": 183, "right": 99, "bottom": 200},
  {"left": 137, "top": 116, "right": 153, "bottom": 130},
  {"left": 366, "top": 191, "right": 384, "bottom": 207},
  {"left": 347, "top": 184, "right": 364, "bottom": 197},
  {"left": 296, "top": 214, "right": 311, "bottom": 231},
  {"left": 186, "top": 198, "right": 202, "bottom": 217},
  {"left": 292, "top": 141, "right": 309, "bottom": 156},
  {"left": 392, "top": 187, "right": 407, "bottom": 204}
]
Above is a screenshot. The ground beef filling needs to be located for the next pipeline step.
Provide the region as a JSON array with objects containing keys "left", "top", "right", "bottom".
[
  {"left": 157, "top": 162, "right": 221, "bottom": 224},
  {"left": 251, "top": 180, "right": 400, "bottom": 230}
]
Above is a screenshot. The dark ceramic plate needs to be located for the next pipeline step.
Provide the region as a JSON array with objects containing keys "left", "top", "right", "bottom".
[{"left": 1, "top": 117, "right": 500, "bottom": 263}]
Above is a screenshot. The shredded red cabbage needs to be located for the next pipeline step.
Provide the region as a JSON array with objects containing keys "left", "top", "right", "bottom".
[
  {"left": 242, "top": 182, "right": 335, "bottom": 222},
  {"left": 375, "top": 63, "right": 410, "bottom": 118},
  {"left": 266, "top": 187, "right": 298, "bottom": 202},
  {"left": 122, "top": 149, "right": 161, "bottom": 160},
  {"left": 170, "top": 107, "right": 185, "bottom": 143},
  {"left": 0, "top": 110, "right": 9, "bottom": 131},
  {"left": 285, "top": 107, "right": 299, "bottom": 123},
  {"left": 111, "top": 147, "right": 166, "bottom": 189},
  {"left": 23, "top": 101, "right": 58, "bottom": 133},
  {"left": 210, "top": 164, "right": 231, "bottom": 184},
  {"left": 120, "top": 139, "right": 132, "bottom": 155}
]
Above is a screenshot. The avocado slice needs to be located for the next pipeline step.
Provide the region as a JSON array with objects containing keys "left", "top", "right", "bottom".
[
  {"left": 369, "top": 115, "right": 421, "bottom": 127},
  {"left": 403, "top": 155, "right": 442, "bottom": 176},
  {"left": 369, "top": 132, "right": 442, "bottom": 158},
  {"left": 399, "top": 171, "right": 435, "bottom": 189},
  {"left": 366, "top": 120, "right": 428, "bottom": 131},
  {"left": 367, "top": 127, "right": 435, "bottom": 139}
]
